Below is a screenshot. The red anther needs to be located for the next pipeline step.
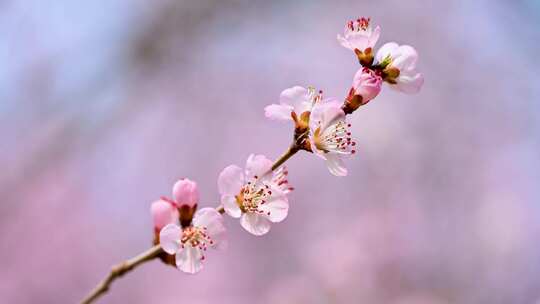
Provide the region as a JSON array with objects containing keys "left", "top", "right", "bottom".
[
  {"left": 352, "top": 142, "right": 356, "bottom": 146},
  {"left": 348, "top": 123, "right": 351, "bottom": 127},
  {"left": 351, "top": 150, "right": 356, "bottom": 154}
]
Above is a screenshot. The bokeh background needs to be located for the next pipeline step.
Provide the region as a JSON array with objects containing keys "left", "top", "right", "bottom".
[{"left": 2, "top": 0, "right": 540, "bottom": 303}]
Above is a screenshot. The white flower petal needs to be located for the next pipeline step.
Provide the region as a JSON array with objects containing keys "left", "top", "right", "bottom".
[
  {"left": 310, "top": 100, "right": 345, "bottom": 132},
  {"left": 259, "top": 195, "right": 289, "bottom": 223},
  {"left": 325, "top": 153, "right": 348, "bottom": 177},
  {"left": 159, "top": 224, "right": 181, "bottom": 254},
  {"left": 222, "top": 195, "right": 242, "bottom": 218},
  {"left": 280, "top": 86, "right": 312, "bottom": 114},
  {"left": 240, "top": 213, "right": 271, "bottom": 236},
  {"left": 394, "top": 72, "right": 424, "bottom": 94},
  {"left": 370, "top": 25, "right": 381, "bottom": 48},
  {"left": 391, "top": 45, "right": 418, "bottom": 71},
  {"left": 192, "top": 208, "right": 226, "bottom": 248},
  {"left": 264, "top": 103, "right": 294, "bottom": 121},
  {"left": 245, "top": 154, "right": 273, "bottom": 180},
  {"left": 375, "top": 42, "right": 399, "bottom": 63},
  {"left": 218, "top": 165, "right": 244, "bottom": 196},
  {"left": 175, "top": 245, "right": 204, "bottom": 274}
]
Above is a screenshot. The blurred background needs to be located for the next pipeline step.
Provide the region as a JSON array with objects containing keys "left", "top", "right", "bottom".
[{"left": 2, "top": 0, "right": 540, "bottom": 303}]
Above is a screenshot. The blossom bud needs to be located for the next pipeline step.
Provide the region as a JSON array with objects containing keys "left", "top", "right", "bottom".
[
  {"left": 173, "top": 178, "right": 199, "bottom": 208},
  {"left": 352, "top": 68, "right": 382, "bottom": 103},
  {"left": 343, "top": 68, "right": 382, "bottom": 114},
  {"left": 172, "top": 178, "right": 199, "bottom": 227},
  {"left": 150, "top": 199, "right": 179, "bottom": 231}
]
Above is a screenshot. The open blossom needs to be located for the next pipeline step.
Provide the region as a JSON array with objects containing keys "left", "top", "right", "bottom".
[
  {"left": 264, "top": 86, "right": 320, "bottom": 122},
  {"left": 159, "top": 208, "right": 226, "bottom": 274},
  {"left": 351, "top": 67, "right": 383, "bottom": 104},
  {"left": 375, "top": 42, "right": 424, "bottom": 94},
  {"left": 218, "top": 154, "right": 292, "bottom": 236},
  {"left": 337, "top": 17, "right": 380, "bottom": 53},
  {"left": 309, "top": 100, "right": 356, "bottom": 177},
  {"left": 150, "top": 199, "right": 179, "bottom": 231}
]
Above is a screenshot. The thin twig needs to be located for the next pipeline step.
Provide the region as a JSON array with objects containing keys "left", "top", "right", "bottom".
[
  {"left": 271, "top": 145, "right": 300, "bottom": 171},
  {"left": 80, "top": 245, "right": 163, "bottom": 304}
]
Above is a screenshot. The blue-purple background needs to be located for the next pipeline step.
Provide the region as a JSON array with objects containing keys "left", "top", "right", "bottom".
[{"left": 2, "top": 0, "right": 540, "bottom": 303}]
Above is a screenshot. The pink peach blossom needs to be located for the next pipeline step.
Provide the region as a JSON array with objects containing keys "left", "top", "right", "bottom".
[
  {"left": 337, "top": 17, "right": 380, "bottom": 53},
  {"left": 352, "top": 68, "right": 383, "bottom": 104},
  {"left": 375, "top": 42, "right": 424, "bottom": 94},
  {"left": 150, "top": 199, "right": 179, "bottom": 231},
  {"left": 159, "top": 208, "right": 226, "bottom": 274},
  {"left": 218, "top": 154, "right": 291, "bottom": 236},
  {"left": 309, "top": 100, "right": 356, "bottom": 176}
]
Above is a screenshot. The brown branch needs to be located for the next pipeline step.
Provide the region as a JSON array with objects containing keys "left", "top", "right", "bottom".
[
  {"left": 80, "top": 245, "right": 163, "bottom": 304},
  {"left": 83, "top": 131, "right": 305, "bottom": 304}
]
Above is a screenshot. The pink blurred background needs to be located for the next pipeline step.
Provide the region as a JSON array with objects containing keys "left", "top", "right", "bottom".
[{"left": 2, "top": 0, "right": 540, "bottom": 303}]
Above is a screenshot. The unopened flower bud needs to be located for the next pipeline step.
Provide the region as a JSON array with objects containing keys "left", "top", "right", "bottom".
[
  {"left": 352, "top": 68, "right": 382, "bottom": 102},
  {"left": 150, "top": 199, "right": 179, "bottom": 231},
  {"left": 343, "top": 68, "right": 382, "bottom": 114},
  {"left": 173, "top": 178, "right": 199, "bottom": 208}
]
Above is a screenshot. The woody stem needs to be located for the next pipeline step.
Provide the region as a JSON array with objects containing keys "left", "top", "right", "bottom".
[{"left": 80, "top": 245, "right": 163, "bottom": 304}]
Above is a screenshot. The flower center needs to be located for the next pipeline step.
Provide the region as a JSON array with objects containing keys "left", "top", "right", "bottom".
[
  {"left": 235, "top": 177, "right": 273, "bottom": 216},
  {"left": 348, "top": 17, "right": 371, "bottom": 32},
  {"left": 181, "top": 226, "right": 213, "bottom": 251},
  {"left": 314, "top": 121, "right": 356, "bottom": 154}
]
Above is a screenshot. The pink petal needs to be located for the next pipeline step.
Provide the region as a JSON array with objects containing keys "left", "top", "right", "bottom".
[
  {"left": 240, "top": 213, "right": 271, "bottom": 236},
  {"left": 222, "top": 195, "right": 242, "bottom": 218},
  {"left": 175, "top": 245, "right": 204, "bottom": 274},
  {"left": 159, "top": 224, "right": 181, "bottom": 254},
  {"left": 264, "top": 103, "right": 294, "bottom": 121},
  {"left": 259, "top": 195, "right": 289, "bottom": 223},
  {"left": 310, "top": 100, "right": 345, "bottom": 131},
  {"left": 245, "top": 154, "right": 273, "bottom": 180},
  {"left": 325, "top": 153, "right": 348, "bottom": 177},
  {"left": 150, "top": 199, "right": 179, "bottom": 230},
  {"left": 192, "top": 208, "right": 226, "bottom": 248},
  {"left": 218, "top": 165, "right": 244, "bottom": 196},
  {"left": 172, "top": 178, "right": 199, "bottom": 207},
  {"left": 279, "top": 86, "right": 311, "bottom": 114}
]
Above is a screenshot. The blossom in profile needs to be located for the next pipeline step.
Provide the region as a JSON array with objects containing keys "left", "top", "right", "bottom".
[
  {"left": 264, "top": 86, "right": 321, "bottom": 125},
  {"left": 159, "top": 208, "right": 226, "bottom": 274},
  {"left": 375, "top": 42, "right": 424, "bottom": 94},
  {"left": 218, "top": 154, "right": 291, "bottom": 236},
  {"left": 337, "top": 17, "right": 380, "bottom": 53},
  {"left": 309, "top": 100, "right": 356, "bottom": 176}
]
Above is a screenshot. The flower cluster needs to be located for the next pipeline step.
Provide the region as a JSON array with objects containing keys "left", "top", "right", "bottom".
[{"left": 150, "top": 17, "right": 423, "bottom": 274}]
